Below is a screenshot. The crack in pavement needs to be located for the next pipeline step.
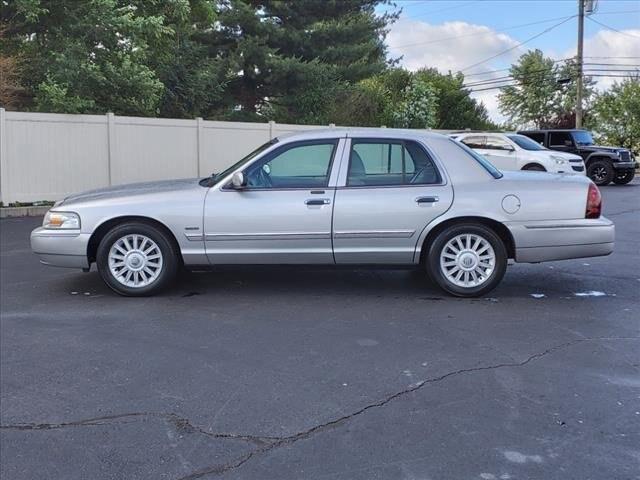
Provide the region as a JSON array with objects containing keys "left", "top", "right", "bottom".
[
  {"left": 2, "top": 337, "right": 638, "bottom": 479},
  {"left": 176, "top": 336, "right": 640, "bottom": 479},
  {"left": 0, "top": 412, "right": 278, "bottom": 446}
]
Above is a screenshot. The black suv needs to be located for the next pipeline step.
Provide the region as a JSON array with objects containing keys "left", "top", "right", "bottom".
[{"left": 517, "top": 129, "right": 637, "bottom": 186}]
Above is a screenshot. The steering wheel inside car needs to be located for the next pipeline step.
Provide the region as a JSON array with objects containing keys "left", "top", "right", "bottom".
[{"left": 248, "top": 163, "right": 273, "bottom": 188}]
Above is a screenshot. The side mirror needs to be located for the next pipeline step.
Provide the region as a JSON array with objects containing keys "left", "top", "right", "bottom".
[
  {"left": 231, "top": 171, "right": 246, "bottom": 189},
  {"left": 505, "top": 145, "right": 515, "bottom": 152},
  {"left": 564, "top": 140, "right": 573, "bottom": 147}
]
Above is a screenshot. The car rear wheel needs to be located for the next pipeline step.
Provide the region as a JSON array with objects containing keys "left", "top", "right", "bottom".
[
  {"left": 426, "top": 224, "right": 507, "bottom": 297},
  {"left": 96, "top": 222, "right": 178, "bottom": 296},
  {"left": 587, "top": 160, "right": 614, "bottom": 186},
  {"left": 612, "top": 170, "right": 635, "bottom": 185}
]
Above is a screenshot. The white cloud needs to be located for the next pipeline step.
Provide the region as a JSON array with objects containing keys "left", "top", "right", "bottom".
[
  {"left": 567, "top": 29, "right": 640, "bottom": 91},
  {"left": 387, "top": 18, "right": 524, "bottom": 122},
  {"left": 388, "top": 17, "right": 640, "bottom": 124},
  {"left": 387, "top": 18, "right": 520, "bottom": 73}
]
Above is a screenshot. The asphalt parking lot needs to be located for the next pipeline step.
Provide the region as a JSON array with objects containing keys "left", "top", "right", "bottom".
[{"left": 1, "top": 181, "right": 638, "bottom": 480}]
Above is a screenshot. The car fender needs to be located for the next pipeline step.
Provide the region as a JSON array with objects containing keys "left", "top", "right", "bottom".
[{"left": 584, "top": 151, "right": 618, "bottom": 164}]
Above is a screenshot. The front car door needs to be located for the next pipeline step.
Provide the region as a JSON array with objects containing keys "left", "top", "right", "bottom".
[
  {"left": 548, "top": 131, "right": 577, "bottom": 154},
  {"left": 332, "top": 137, "right": 453, "bottom": 264},
  {"left": 203, "top": 138, "right": 344, "bottom": 264}
]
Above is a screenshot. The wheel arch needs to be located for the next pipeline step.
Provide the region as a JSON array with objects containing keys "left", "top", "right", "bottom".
[
  {"left": 417, "top": 216, "right": 515, "bottom": 263},
  {"left": 87, "top": 215, "right": 184, "bottom": 265},
  {"left": 585, "top": 153, "right": 616, "bottom": 166},
  {"left": 521, "top": 162, "right": 547, "bottom": 171}
]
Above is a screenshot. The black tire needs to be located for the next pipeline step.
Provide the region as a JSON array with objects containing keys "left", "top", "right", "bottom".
[
  {"left": 522, "top": 164, "right": 546, "bottom": 172},
  {"left": 587, "top": 159, "right": 614, "bottom": 186},
  {"left": 96, "top": 222, "right": 179, "bottom": 296},
  {"left": 426, "top": 223, "right": 508, "bottom": 298},
  {"left": 612, "top": 169, "right": 635, "bottom": 185}
]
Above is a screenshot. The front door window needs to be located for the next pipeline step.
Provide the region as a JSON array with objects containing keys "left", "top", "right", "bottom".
[{"left": 244, "top": 141, "right": 337, "bottom": 189}]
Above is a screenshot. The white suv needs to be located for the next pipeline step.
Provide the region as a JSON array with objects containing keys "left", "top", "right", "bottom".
[{"left": 451, "top": 132, "right": 586, "bottom": 175}]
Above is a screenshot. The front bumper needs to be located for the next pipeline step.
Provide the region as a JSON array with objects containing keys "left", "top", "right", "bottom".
[
  {"left": 555, "top": 162, "right": 586, "bottom": 175},
  {"left": 612, "top": 161, "right": 637, "bottom": 171},
  {"left": 507, "top": 217, "right": 614, "bottom": 263},
  {"left": 31, "top": 227, "right": 91, "bottom": 269}
]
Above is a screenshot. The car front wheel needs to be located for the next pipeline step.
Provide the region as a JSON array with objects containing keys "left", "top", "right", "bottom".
[
  {"left": 426, "top": 224, "right": 507, "bottom": 297},
  {"left": 96, "top": 222, "right": 179, "bottom": 296}
]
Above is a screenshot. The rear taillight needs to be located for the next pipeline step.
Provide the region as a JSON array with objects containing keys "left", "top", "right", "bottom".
[{"left": 586, "top": 182, "right": 602, "bottom": 218}]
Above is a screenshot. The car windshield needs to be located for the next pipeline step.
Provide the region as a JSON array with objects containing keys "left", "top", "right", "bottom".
[
  {"left": 449, "top": 139, "right": 503, "bottom": 179},
  {"left": 506, "top": 134, "right": 546, "bottom": 151},
  {"left": 210, "top": 139, "right": 279, "bottom": 180},
  {"left": 572, "top": 130, "right": 594, "bottom": 145}
]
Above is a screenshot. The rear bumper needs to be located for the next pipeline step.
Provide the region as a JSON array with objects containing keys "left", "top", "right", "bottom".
[
  {"left": 31, "top": 227, "right": 90, "bottom": 269},
  {"left": 507, "top": 217, "right": 614, "bottom": 263}
]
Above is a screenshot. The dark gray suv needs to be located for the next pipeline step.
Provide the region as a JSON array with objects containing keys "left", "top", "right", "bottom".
[{"left": 518, "top": 129, "right": 636, "bottom": 186}]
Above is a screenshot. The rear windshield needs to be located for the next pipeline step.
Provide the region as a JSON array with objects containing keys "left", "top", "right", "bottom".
[
  {"left": 506, "top": 134, "right": 546, "bottom": 151},
  {"left": 449, "top": 139, "right": 503, "bottom": 179}
]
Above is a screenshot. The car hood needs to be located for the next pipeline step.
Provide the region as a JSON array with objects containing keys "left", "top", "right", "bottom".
[
  {"left": 59, "top": 178, "right": 204, "bottom": 206},
  {"left": 578, "top": 145, "right": 627, "bottom": 153},
  {"left": 529, "top": 150, "right": 583, "bottom": 161}
]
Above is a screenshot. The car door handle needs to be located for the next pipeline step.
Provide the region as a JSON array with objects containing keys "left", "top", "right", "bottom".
[
  {"left": 415, "top": 196, "right": 439, "bottom": 204},
  {"left": 305, "top": 198, "right": 331, "bottom": 206}
]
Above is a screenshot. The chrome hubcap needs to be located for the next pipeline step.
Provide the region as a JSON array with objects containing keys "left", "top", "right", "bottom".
[
  {"left": 440, "top": 233, "right": 495, "bottom": 288},
  {"left": 108, "top": 234, "right": 163, "bottom": 288}
]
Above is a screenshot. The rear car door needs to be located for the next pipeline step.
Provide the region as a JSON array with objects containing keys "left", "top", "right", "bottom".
[
  {"left": 332, "top": 138, "right": 453, "bottom": 264},
  {"left": 203, "top": 139, "right": 343, "bottom": 264},
  {"left": 483, "top": 135, "right": 517, "bottom": 170}
]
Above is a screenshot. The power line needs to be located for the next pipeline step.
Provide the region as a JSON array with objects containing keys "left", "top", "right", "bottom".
[
  {"left": 401, "top": 1, "right": 481, "bottom": 20},
  {"left": 586, "top": 16, "right": 640, "bottom": 38},
  {"left": 390, "top": 15, "right": 576, "bottom": 50},
  {"left": 594, "top": 9, "right": 640, "bottom": 16},
  {"left": 460, "top": 15, "right": 576, "bottom": 72},
  {"left": 585, "top": 56, "right": 640, "bottom": 59},
  {"left": 462, "top": 58, "right": 574, "bottom": 78},
  {"left": 467, "top": 73, "right": 639, "bottom": 93},
  {"left": 463, "top": 67, "right": 639, "bottom": 89}
]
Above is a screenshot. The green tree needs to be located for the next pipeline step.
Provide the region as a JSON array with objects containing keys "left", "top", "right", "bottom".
[
  {"left": 587, "top": 77, "right": 640, "bottom": 154},
  {"left": 392, "top": 76, "right": 438, "bottom": 129},
  {"left": 414, "top": 68, "right": 496, "bottom": 130},
  {"left": 329, "top": 68, "right": 441, "bottom": 128},
  {"left": 2, "top": 0, "right": 226, "bottom": 117},
  {"left": 498, "top": 49, "right": 596, "bottom": 128},
  {"left": 212, "top": 0, "right": 396, "bottom": 122}
]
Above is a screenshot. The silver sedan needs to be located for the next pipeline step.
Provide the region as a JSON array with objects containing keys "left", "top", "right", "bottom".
[{"left": 31, "top": 129, "right": 615, "bottom": 297}]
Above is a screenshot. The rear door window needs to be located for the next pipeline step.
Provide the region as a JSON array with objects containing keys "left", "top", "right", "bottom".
[{"left": 348, "top": 140, "right": 441, "bottom": 186}]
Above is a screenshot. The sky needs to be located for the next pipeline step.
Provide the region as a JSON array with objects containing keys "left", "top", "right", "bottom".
[{"left": 379, "top": 0, "right": 640, "bottom": 123}]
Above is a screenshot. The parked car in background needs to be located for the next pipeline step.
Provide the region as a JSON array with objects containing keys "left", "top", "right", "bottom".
[
  {"left": 31, "top": 129, "right": 614, "bottom": 298},
  {"left": 517, "top": 129, "right": 637, "bottom": 186},
  {"left": 450, "top": 132, "right": 585, "bottom": 175}
]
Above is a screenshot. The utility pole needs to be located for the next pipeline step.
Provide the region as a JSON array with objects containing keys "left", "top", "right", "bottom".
[{"left": 576, "top": 0, "right": 585, "bottom": 128}]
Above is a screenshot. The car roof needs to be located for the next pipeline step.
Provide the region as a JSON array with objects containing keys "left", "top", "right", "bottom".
[
  {"left": 275, "top": 128, "right": 446, "bottom": 142},
  {"left": 453, "top": 131, "right": 517, "bottom": 137},
  {"left": 518, "top": 129, "right": 589, "bottom": 133}
]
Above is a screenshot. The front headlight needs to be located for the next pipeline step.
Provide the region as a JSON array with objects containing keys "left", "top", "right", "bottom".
[
  {"left": 550, "top": 155, "right": 568, "bottom": 165},
  {"left": 43, "top": 211, "right": 81, "bottom": 229}
]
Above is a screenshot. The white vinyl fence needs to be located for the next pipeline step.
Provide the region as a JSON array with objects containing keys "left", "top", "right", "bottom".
[{"left": 0, "top": 108, "right": 341, "bottom": 204}]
